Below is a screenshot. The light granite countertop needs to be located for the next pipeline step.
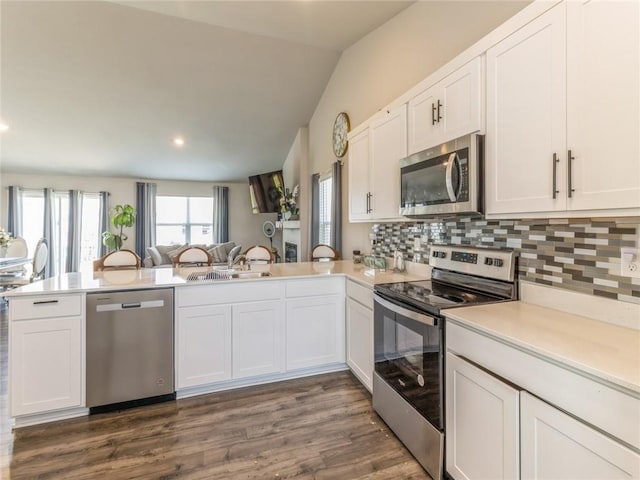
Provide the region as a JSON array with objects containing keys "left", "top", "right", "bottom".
[
  {"left": 445, "top": 301, "right": 640, "bottom": 395},
  {"left": 4, "top": 260, "right": 429, "bottom": 297}
]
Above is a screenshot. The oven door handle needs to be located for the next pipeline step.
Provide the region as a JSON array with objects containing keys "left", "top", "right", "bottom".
[{"left": 374, "top": 294, "right": 438, "bottom": 327}]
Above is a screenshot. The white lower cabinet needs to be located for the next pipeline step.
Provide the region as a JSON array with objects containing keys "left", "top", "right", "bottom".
[
  {"left": 11, "top": 316, "right": 83, "bottom": 417},
  {"left": 9, "top": 293, "right": 84, "bottom": 418},
  {"left": 176, "top": 304, "right": 232, "bottom": 388},
  {"left": 446, "top": 353, "right": 520, "bottom": 480},
  {"left": 286, "top": 295, "right": 345, "bottom": 370},
  {"left": 446, "top": 322, "right": 640, "bottom": 480},
  {"left": 521, "top": 392, "right": 640, "bottom": 480},
  {"left": 346, "top": 280, "right": 373, "bottom": 391},
  {"left": 232, "top": 301, "right": 284, "bottom": 379}
]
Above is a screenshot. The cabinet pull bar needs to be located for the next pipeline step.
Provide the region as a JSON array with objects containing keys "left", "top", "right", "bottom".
[
  {"left": 437, "top": 100, "right": 443, "bottom": 123},
  {"left": 431, "top": 103, "right": 437, "bottom": 125},
  {"left": 366, "top": 192, "right": 373, "bottom": 214},
  {"left": 552, "top": 153, "right": 559, "bottom": 199},
  {"left": 33, "top": 300, "right": 59, "bottom": 305},
  {"left": 568, "top": 149, "right": 575, "bottom": 198}
]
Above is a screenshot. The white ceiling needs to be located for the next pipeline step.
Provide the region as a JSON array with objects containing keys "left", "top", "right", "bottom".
[{"left": 0, "top": 1, "right": 413, "bottom": 182}]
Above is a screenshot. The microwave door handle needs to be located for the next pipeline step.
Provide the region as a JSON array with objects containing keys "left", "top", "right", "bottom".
[
  {"left": 445, "top": 152, "right": 458, "bottom": 201},
  {"left": 374, "top": 294, "right": 437, "bottom": 327}
]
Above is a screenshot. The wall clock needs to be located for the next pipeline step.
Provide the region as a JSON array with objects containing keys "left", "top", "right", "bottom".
[{"left": 332, "top": 111, "right": 350, "bottom": 158}]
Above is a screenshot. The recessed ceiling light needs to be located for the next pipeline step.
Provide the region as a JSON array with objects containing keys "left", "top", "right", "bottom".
[
  {"left": 173, "top": 136, "right": 185, "bottom": 147},
  {"left": 0, "top": 123, "right": 9, "bottom": 132}
]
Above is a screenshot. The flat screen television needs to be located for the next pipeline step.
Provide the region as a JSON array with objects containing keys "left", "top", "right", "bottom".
[{"left": 248, "top": 170, "right": 284, "bottom": 214}]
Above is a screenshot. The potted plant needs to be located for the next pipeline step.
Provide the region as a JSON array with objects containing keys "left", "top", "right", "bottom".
[
  {"left": 279, "top": 185, "right": 299, "bottom": 220},
  {"left": 102, "top": 204, "right": 135, "bottom": 251}
]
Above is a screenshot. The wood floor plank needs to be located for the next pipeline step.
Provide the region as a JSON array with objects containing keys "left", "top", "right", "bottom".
[{"left": 0, "top": 307, "right": 431, "bottom": 479}]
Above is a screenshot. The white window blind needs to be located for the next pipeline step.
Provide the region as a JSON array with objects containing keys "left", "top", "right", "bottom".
[{"left": 319, "top": 177, "right": 332, "bottom": 245}]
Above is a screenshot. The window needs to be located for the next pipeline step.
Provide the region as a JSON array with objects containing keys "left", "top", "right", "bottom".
[
  {"left": 319, "top": 176, "right": 332, "bottom": 245},
  {"left": 18, "top": 189, "right": 102, "bottom": 275},
  {"left": 21, "top": 189, "right": 45, "bottom": 256},
  {"left": 156, "top": 196, "right": 213, "bottom": 245}
]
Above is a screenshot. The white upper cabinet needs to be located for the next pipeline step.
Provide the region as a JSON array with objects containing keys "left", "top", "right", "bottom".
[
  {"left": 348, "top": 104, "right": 407, "bottom": 222},
  {"left": 369, "top": 104, "right": 407, "bottom": 221},
  {"left": 348, "top": 129, "right": 371, "bottom": 222},
  {"left": 486, "top": 3, "right": 567, "bottom": 215},
  {"left": 566, "top": 0, "right": 640, "bottom": 211},
  {"left": 408, "top": 57, "right": 482, "bottom": 155},
  {"left": 486, "top": 0, "right": 640, "bottom": 217}
]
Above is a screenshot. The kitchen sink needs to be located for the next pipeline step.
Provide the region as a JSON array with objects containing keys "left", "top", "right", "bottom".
[{"left": 230, "top": 271, "right": 272, "bottom": 279}]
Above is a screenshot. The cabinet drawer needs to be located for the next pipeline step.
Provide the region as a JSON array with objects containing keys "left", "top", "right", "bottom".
[
  {"left": 10, "top": 294, "right": 83, "bottom": 321},
  {"left": 176, "top": 281, "right": 284, "bottom": 307},
  {"left": 346, "top": 280, "right": 373, "bottom": 308},
  {"left": 286, "top": 277, "right": 344, "bottom": 298}
]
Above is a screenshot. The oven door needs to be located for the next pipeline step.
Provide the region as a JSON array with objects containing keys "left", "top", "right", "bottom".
[{"left": 374, "top": 293, "right": 443, "bottom": 430}]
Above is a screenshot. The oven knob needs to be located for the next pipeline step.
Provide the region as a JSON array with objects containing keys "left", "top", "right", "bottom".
[
  {"left": 417, "top": 374, "right": 425, "bottom": 387},
  {"left": 432, "top": 251, "right": 439, "bottom": 258},
  {"left": 494, "top": 258, "right": 504, "bottom": 267},
  {"left": 484, "top": 257, "right": 493, "bottom": 266},
  {"left": 438, "top": 251, "right": 446, "bottom": 258}
]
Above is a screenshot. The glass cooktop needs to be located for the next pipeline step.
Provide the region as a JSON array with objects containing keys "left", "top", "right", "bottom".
[{"left": 374, "top": 280, "right": 503, "bottom": 315}]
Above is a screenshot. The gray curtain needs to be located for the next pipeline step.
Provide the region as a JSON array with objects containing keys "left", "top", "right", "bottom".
[
  {"left": 98, "top": 191, "right": 110, "bottom": 257},
  {"left": 331, "top": 161, "right": 343, "bottom": 254},
  {"left": 212, "top": 186, "right": 229, "bottom": 243},
  {"left": 66, "top": 190, "right": 82, "bottom": 272},
  {"left": 7, "top": 186, "right": 23, "bottom": 237},
  {"left": 310, "top": 173, "right": 320, "bottom": 247},
  {"left": 135, "top": 182, "right": 157, "bottom": 259},
  {"left": 43, "top": 188, "right": 56, "bottom": 277}
]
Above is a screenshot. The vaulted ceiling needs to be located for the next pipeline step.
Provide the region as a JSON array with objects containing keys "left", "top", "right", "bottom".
[{"left": 0, "top": 1, "right": 413, "bottom": 182}]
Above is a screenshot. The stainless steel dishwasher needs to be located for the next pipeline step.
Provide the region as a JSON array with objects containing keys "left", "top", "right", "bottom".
[{"left": 86, "top": 288, "right": 175, "bottom": 412}]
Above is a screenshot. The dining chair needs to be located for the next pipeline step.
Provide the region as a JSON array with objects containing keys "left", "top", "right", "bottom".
[
  {"left": 311, "top": 244, "right": 340, "bottom": 262},
  {"left": 2, "top": 236, "right": 29, "bottom": 275},
  {"left": 244, "top": 245, "right": 275, "bottom": 264},
  {"left": 0, "top": 238, "right": 49, "bottom": 291},
  {"left": 93, "top": 249, "right": 141, "bottom": 271},
  {"left": 172, "top": 246, "right": 213, "bottom": 267}
]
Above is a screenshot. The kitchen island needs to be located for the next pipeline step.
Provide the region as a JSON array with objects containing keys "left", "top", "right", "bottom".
[{"left": 5, "top": 260, "right": 427, "bottom": 427}]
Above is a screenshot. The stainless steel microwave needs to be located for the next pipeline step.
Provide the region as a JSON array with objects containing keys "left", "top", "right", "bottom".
[{"left": 399, "top": 134, "right": 482, "bottom": 218}]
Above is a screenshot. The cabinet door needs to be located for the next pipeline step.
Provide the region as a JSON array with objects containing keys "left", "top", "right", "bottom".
[
  {"left": 232, "top": 301, "right": 284, "bottom": 379},
  {"left": 286, "top": 295, "right": 345, "bottom": 370},
  {"left": 521, "top": 392, "right": 640, "bottom": 480},
  {"left": 370, "top": 104, "right": 407, "bottom": 220},
  {"left": 408, "top": 84, "right": 441, "bottom": 154},
  {"left": 486, "top": 4, "right": 567, "bottom": 215},
  {"left": 566, "top": 0, "right": 640, "bottom": 211},
  {"left": 346, "top": 298, "right": 373, "bottom": 392},
  {"left": 348, "top": 129, "right": 371, "bottom": 222},
  {"left": 440, "top": 57, "right": 482, "bottom": 144},
  {"left": 176, "top": 305, "right": 232, "bottom": 388},
  {"left": 445, "top": 353, "right": 520, "bottom": 480},
  {"left": 10, "top": 316, "right": 82, "bottom": 416}
]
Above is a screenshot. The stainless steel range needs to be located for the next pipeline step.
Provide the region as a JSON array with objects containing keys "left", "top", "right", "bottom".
[{"left": 372, "top": 245, "right": 518, "bottom": 480}]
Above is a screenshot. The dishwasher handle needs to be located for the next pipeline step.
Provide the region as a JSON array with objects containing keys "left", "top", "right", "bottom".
[{"left": 96, "top": 299, "right": 165, "bottom": 313}]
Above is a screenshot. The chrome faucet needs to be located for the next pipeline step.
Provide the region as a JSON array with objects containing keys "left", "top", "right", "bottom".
[{"left": 229, "top": 254, "right": 248, "bottom": 270}]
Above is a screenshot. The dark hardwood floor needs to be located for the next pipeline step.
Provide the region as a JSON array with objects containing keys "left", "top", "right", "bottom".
[{"left": 0, "top": 306, "right": 430, "bottom": 479}]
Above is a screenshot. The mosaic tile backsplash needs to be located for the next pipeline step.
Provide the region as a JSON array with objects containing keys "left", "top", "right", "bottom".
[{"left": 370, "top": 218, "right": 640, "bottom": 304}]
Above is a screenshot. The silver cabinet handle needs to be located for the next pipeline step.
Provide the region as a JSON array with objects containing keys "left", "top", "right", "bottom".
[
  {"left": 436, "top": 100, "right": 443, "bottom": 123},
  {"left": 552, "top": 153, "right": 560, "bottom": 199},
  {"left": 431, "top": 103, "right": 437, "bottom": 125},
  {"left": 568, "top": 149, "right": 575, "bottom": 198}
]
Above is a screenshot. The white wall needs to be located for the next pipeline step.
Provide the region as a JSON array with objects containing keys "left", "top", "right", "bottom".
[
  {"left": 0, "top": 172, "right": 275, "bottom": 254},
  {"left": 306, "top": 0, "right": 530, "bottom": 258}
]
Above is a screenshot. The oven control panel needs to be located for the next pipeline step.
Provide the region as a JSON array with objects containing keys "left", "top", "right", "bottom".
[{"left": 430, "top": 246, "right": 516, "bottom": 282}]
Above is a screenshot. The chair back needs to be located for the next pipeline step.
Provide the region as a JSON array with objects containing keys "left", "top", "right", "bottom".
[
  {"left": 244, "top": 245, "right": 274, "bottom": 264},
  {"left": 172, "top": 246, "right": 213, "bottom": 267},
  {"left": 94, "top": 249, "right": 141, "bottom": 271},
  {"left": 311, "top": 244, "right": 340, "bottom": 262},
  {"left": 31, "top": 238, "right": 49, "bottom": 279},
  {"left": 6, "top": 236, "right": 28, "bottom": 258}
]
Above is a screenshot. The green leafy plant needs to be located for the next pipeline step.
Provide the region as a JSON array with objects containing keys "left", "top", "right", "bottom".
[{"left": 102, "top": 204, "right": 136, "bottom": 251}]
